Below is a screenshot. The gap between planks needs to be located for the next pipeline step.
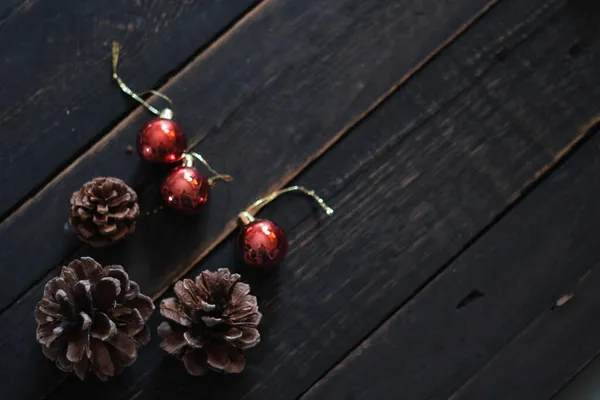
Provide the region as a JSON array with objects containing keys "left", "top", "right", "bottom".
[
  {"left": 551, "top": 353, "right": 600, "bottom": 399},
  {"left": 445, "top": 265, "right": 599, "bottom": 400},
  {"left": 299, "top": 111, "right": 600, "bottom": 399},
  {"left": 149, "top": 0, "right": 505, "bottom": 301},
  {"left": 0, "top": 0, "right": 268, "bottom": 315},
  {"left": 0, "top": 0, "right": 266, "bottom": 226},
  {"left": 1, "top": 0, "right": 507, "bottom": 314},
  {"left": 33, "top": 0, "right": 509, "bottom": 399}
]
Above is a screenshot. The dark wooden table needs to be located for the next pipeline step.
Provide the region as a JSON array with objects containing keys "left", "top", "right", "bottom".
[{"left": 2, "top": 0, "right": 600, "bottom": 399}]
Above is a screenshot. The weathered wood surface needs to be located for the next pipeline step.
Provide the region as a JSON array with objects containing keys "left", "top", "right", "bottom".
[
  {"left": 303, "top": 125, "right": 600, "bottom": 400},
  {"left": 1, "top": 0, "right": 501, "bottom": 397},
  {"left": 1, "top": 0, "right": 599, "bottom": 399},
  {"left": 0, "top": 0, "right": 494, "bottom": 314},
  {"left": 451, "top": 263, "right": 600, "bottom": 400},
  {"left": 0, "top": 0, "right": 262, "bottom": 219}
]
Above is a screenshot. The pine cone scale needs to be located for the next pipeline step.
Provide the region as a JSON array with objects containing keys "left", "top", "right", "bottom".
[
  {"left": 108, "top": 331, "right": 138, "bottom": 359},
  {"left": 104, "top": 266, "right": 129, "bottom": 288},
  {"left": 116, "top": 308, "right": 145, "bottom": 336},
  {"left": 91, "top": 341, "right": 114, "bottom": 378},
  {"left": 183, "top": 349, "right": 209, "bottom": 376},
  {"left": 91, "top": 312, "right": 117, "bottom": 340},
  {"left": 125, "top": 281, "right": 140, "bottom": 300},
  {"left": 43, "top": 277, "right": 70, "bottom": 302},
  {"left": 158, "top": 321, "right": 187, "bottom": 355},
  {"left": 93, "top": 277, "right": 121, "bottom": 311},
  {"left": 36, "top": 320, "right": 60, "bottom": 345},
  {"left": 160, "top": 297, "right": 192, "bottom": 327},
  {"left": 66, "top": 332, "right": 88, "bottom": 363},
  {"left": 78, "top": 311, "right": 93, "bottom": 331},
  {"left": 183, "top": 331, "right": 204, "bottom": 348},
  {"left": 126, "top": 295, "right": 154, "bottom": 320},
  {"left": 74, "top": 358, "right": 89, "bottom": 381},
  {"left": 108, "top": 194, "right": 132, "bottom": 207},
  {"left": 56, "top": 290, "right": 77, "bottom": 320},
  {"left": 223, "top": 327, "right": 243, "bottom": 340},
  {"left": 73, "top": 281, "right": 93, "bottom": 315},
  {"left": 134, "top": 325, "right": 151, "bottom": 346},
  {"left": 37, "top": 298, "right": 61, "bottom": 320},
  {"left": 174, "top": 279, "right": 203, "bottom": 309},
  {"left": 206, "top": 343, "right": 229, "bottom": 370}
]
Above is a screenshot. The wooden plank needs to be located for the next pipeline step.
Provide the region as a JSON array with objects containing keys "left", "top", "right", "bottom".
[
  {"left": 0, "top": 0, "right": 260, "bottom": 218},
  {"left": 42, "top": 1, "right": 600, "bottom": 399},
  {"left": 447, "top": 264, "right": 600, "bottom": 400},
  {"left": 0, "top": 0, "right": 495, "bottom": 317},
  {"left": 0, "top": 0, "right": 503, "bottom": 398},
  {"left": 553, "top": 355, "right": 600, "bottom": 399},
  {"left": 301, "top": 114, "right": 600, "bottom": 398},
  {"left": 449, "top": 6, "right": 600, "bottom": 400}
]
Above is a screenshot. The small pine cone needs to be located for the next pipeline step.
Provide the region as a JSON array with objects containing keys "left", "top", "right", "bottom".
[
  {"left": 69, "top": 177, "right": 140, "bottom": 247},
  {"left": 35, "top": 257, "right": 154, "bottom": 381},
  {"left": 158, "top": 269, "right": 261, "bottom": 375}
]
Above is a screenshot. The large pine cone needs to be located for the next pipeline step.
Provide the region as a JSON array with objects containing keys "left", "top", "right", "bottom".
[
  {"left": 69, "top": 177, "right": 140, "bottom": 247},
  {"left": 35, "top": 257, "right": 154, "bottom": 381},
  {"left": 158, "top": 269, "right": 261, "bottom": 375}
]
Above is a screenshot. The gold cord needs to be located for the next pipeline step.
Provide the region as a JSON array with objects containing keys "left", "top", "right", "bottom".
[
  {"left": 112, "top": 41, "right": 173, "bottom": 117},
  {"left": 239, "top": 186, "right": 334, "bottom": 225},
  {"left": 182, "top": 152, "right": 233, "bottom": 186}
]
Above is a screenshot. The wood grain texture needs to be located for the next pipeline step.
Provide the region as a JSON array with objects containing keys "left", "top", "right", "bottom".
[
  {"left": 302, "top": 100, "right": 600, "bottom": 399},
  {"left": 0, "top": 0, "right": 502, "bottom": 398},
  {"left": 0, "top": 0, "right": 260, "bottom": 218},
  {"left": 43, "top": 0, "right": 600, "bottom": 399},
  {"left": 448, "top": 261, "right": 600, "bottom": 400},
  {"left": 553, "top": 354, "right": 600, "bottom": 399},
  {"left": 0, "top": 0, "right": 493, "bottom": 320}
]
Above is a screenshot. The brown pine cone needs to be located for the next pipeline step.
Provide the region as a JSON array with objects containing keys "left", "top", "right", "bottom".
[
  {"left": 35, "top": 257, "right": 154, "bottom": 381},
  {"left": 69, "top": 177, "right": 140, "bottom": 247},
  {"left": 158, "top": 269, "right": 261, "bottom": 375}
]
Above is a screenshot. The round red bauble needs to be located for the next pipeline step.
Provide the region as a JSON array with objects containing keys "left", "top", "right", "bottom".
[
  {"left": 238, "top": 219, "right": 288, "bottom": 268},
  {"left": 137, "top": 118, "right": 186, "bottom": 164},
  {"left": 160, "top": 167, "right": 210, "bottom": 214}
]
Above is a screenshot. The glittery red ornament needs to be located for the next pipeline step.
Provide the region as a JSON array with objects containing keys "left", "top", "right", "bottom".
[
  {"left": 160, "top": 167, "right": 210, "bottom": 214},
  {"left": 235, "top": 186, "right": 333, "bottom": 268},
  {"left": 238, "top": 219, "right": 288, "bottom": 268},
  {"left": 137, "top": 118, "right": 187, "bottom": 164}
]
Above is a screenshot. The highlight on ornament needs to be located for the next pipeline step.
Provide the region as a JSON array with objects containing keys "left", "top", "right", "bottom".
[
  {"left": 160, "top": 152, "right": 233, "bottom": 214},
  {"left": 158, "top": 268, "right": 261, "bottom": 375},
  {"left": 111, "top": 41, "right": 233, "bottom": 214},
  {"left": 34, "top": 257, "right": 154, "bottom": 381},
  {"left": 237, "top": 186, "right": 334, "bottom": 268}
]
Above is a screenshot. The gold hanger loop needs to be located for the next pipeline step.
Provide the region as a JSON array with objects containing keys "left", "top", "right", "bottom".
[
  {"left": 239, "top": 186, "right": 334, "bottom": 225},
  {"left": 182, "top": 152, "right": 233, "bottom": 186},
  {"left": 112, "top": 41, "right": 174, "bottom": 117}
]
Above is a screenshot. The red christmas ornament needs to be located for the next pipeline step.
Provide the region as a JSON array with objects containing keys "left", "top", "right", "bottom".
[
  {"left": 239, "top": 219, "right": 288, "bottom": 268},
  {"left": 237, "top": 186, "right": 333, "bottom": 268},
  {"left": 137, "top": 118, "right": 187, "bottom": 164},
  {"left": 161, "top": 166, "right": 210, "bottom": 214},
  {"left": 160, "top": 153, "right": 232, "bottom": 214},
  {"left": 112, "top": 41, "right": 232, "bottom": 214}
]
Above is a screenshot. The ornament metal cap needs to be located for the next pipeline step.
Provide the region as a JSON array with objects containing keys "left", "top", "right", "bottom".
[
  {"left": 159, "top": 108, "right": 174, "bottom": 120},
  {"left": 238, "top": 211, "right": 256, "bottom": 226}
]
